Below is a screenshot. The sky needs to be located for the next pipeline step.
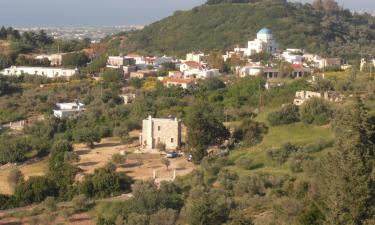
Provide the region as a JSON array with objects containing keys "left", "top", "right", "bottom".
[{"left": 0, "top": 0, "right": 373, "bottom": 27}]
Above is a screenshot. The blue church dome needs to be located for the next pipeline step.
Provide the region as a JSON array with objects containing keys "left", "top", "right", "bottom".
[{"left": 258, "top": 28, "right": 272, "bottom": 35}]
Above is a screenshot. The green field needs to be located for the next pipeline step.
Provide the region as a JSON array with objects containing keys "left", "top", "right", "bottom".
[{"left": 227, "top": 121, "right": 334, "bottom": 177}]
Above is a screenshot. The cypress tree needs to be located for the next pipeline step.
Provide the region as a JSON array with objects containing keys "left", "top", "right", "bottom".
[{"left": 323, "top": 98, "right": 375, "bottom": 225}]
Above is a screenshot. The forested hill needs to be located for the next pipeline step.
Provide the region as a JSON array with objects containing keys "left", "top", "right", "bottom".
[{"left": 105, "top": 0, "right": 375, "bottom": 59}]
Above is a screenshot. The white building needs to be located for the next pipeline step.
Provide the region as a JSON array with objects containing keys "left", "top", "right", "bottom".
[
  {"left": 36, "top": 53, "right": 65, "bottom": 66},
  {"left": 53, "top": 102, "right": 85, "bottom": 118},
  {"left": 140, "top": 116, "right": 181, "bottom": 150},
  {"left": 183, "top": 69, "right": 220, "bottom": 79},
  {"left": 282, "top": 49, "right": 304, "bottom": 64},
  {"left": 1, "top": 66, "right": 77, "bottom": 78},
  {"left": 180, "top": 61, "right": 204, "bottom": 72},
  {"left": 163, "top": 78, "right": 196, "bottom": 89},
  {"left": 107, "top": 56, "right": 136, "bottom": 75},
  {"left": 154, "top": 56, "right": 174, "bottom": 67},
  {"left": 235, "top": 28, "right": 279, "bottom": 57},
  {"left": 239, "top": 65, "right": 264, "bottom": 77},
  {"left": 186, "top": 52, "right": 208, "bottom": 63},
  {"left": 119, "top": 93, "right": 136, "bottom": 105}
]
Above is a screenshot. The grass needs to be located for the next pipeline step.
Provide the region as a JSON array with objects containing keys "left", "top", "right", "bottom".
[
  {"left": 0, "top": 160, "right": 47, "bottom": 195},
  {"left": 227, "top": 122, "right": 334, "bottom": 177}
]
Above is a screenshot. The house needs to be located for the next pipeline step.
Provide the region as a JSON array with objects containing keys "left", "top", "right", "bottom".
[
  {"left": 140, "top": 116, "right": 181, "bottom": 150},
  {"left": 263, "top": 68, "right": 280, "bottom": 79},
  {"left": 53, "top": 102, "right": 85, "bottom": 118},
  {"left": 107, "top": 56, "right": 136, "bottom": 76},
  {"left": 303, "top": 54, "right": 341, "bottom": 69},
  {"left": 168, "top": 71, "right": 183, "bottom": 79},
  {"left": 282, "top": 49, "right": 304, "bottom": 65},
  {"left": 180, "top": 61, "right": 204, "bottom": 72},
  {"left": 163, "top": 78, "right": 196, "bottom": 89},
  {"left": 239, "top": 64, "right": 312, "bottom": 79},
  {"left": 35, "top": 53, "right": 65, "bottom": 66},
  {"left": 184, "top": 69, "right": 220, "bottom": 79},
  {"left": 154, "top": 56, "right": 174, "bottom": 67},
  {"left": 291, "top": 64, "right": 313, "bottom": 78},
  {"left": 239, "top": 65, "right": 264, "bottom": 77},
  {"left": 1, "top": 66, "right": 77, "bottom": 78},
  {"left": 186, "top": 52, "right": 208, "bottom": 63},
  {"left": 107, "top": 56, "right": 135, "bottom": 69},
  {"left": 293, "top": 91, "right": 344, "bottom": 106},
  {"left": 130, "top": 70, "right": 157, "bottom": 79},
  {"left": 126, "top": 54, "right": 148, "bottom": 69},
  {"left": 234, "top": 28, "right": 279, "bottom": 57},
  {"left": 119, "top": 93, "right": 136, "bottom": 104}
]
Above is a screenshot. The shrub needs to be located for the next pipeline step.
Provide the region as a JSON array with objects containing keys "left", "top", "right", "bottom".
[
  {"left": 217, "top": 169, "right": 238, "bottom": 191},
  {"left": 14, "top": 176, "right": 58, "bottom": 206},
  {"left": 7, "top": 169, "right": 24, "bottom": 188},
  {"left": 301, "top": 139, "right": 334, "bottom": 153},
  {"left": 156, "top": 142, "right": 166, "bottom": 152},
  {"left": 267, "top": 104, "right": 300, "bottom": 126},
  {"left": 72, "top": 194, "right": 89, "bottom": 212},
  {"left": 112, "top": 153, "right": 126, "bottom": 165},
  {"left": 234, "top": 175, "right": 266, "bottom": 197},
  {"left": 235, "top": 156, "right": 254, "bottom": 170},
  {"left": 233, "top": 119, "right": 268, "bottom": 147},
  {"left": 42, "top": 196, "right": 57, "bottom": 212},
  {"left": 300, "top": 98, "right": 333, "bottom": 125},
  {"left": 149, "top": 208, "right": 178, "bottom": 225},
  {"left": 289, "top": 153, "right": 312, "bottom": 173},
  {"left": 267, "top": 142, "right": 299, "bottom": 165},
  {"left": 80, "top": 165, "right": 132, "bottom": 198}
]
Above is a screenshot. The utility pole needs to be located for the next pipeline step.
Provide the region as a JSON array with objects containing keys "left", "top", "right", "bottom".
[
  {"left": 100, "top": 80, "right": 103, "bottom": 99},
  {"left": 258, "top": 82, "right": 262, "bottom": 113}
]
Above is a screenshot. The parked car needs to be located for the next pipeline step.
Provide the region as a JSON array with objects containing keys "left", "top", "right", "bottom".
[{"left": 166, "top": 151, "right": 178, "bottom": 158}]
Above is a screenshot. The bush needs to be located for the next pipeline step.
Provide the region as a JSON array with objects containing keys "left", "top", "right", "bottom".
[
  {"left": 300, "top": 98, "right": 333, "bottom": 125},
  {"left": 72, "top": 194, "right": 89, "bottom": 212},
  {"left": 217, "top": 169, "right": 238, "bottom": 191},
  {"left": 80, "top": 165, "right": 132, "bottom": 198},
  {"left": 112, "top": 153, "right": 126, "bottom": 165},
  {"left": 234, "top": 175, "right": 266, "bottom": 197},
  {"left": 62, "top": 52, "right": 89, "bottom": 67},
  {"left": 156, "top": 142, "right": 166, "bottom": 152},
  {"left": 7, "top": 168, "right": 24, "bottom": 188},
  {"left": 289, "top": 153, "right": 312, "bottom": 173},
  {"left": 301, "top": 139, "right": 334, "bottom": 153},
  {"left": 267, "top": 142, "right": 299, "bottom": 165},
  {"left": 233, "top": 119, "right": 268, "bottom": 147},
  {"left": 14, "top": 176, "right": 58, "bottom": 206},
  {"left": 235, "top": 156, "right": 254, "bottom": 170},
  {"left": 267, "top": 104, "right": 300, "bottom": 126}
]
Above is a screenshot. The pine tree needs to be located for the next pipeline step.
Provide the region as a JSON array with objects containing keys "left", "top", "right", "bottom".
[{"left": 323, "top": 98, "right": 375, "bottom": 225}]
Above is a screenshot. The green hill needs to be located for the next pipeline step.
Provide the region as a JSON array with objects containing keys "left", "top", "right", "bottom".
[{"left": 106, "top": 0, "right": 375, "bottom": 59}]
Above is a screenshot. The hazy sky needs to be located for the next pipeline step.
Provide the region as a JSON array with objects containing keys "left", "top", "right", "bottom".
[{"left": 0, "top": 0, "right": 373, "bottom": 27}]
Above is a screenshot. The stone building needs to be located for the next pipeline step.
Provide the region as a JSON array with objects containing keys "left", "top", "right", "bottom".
[
  {"left": 293, "top": 90, "right": 344, "bottom": 106},
  {"left": 140, "top": 116, "right": 181, "bottom": 150}
]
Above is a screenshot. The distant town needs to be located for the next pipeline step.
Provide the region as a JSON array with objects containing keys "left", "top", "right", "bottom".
[{"left": 16, "top": 25, "right": 143, "bottom": 42}]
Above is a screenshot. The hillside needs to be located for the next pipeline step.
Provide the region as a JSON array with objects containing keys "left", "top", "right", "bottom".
[{"left": 106, "top": 0, "right": 375, "bottom": 59}]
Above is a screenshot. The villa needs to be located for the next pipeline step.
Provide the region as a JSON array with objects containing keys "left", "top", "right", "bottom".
[
  {"left": 53, "top": 102, "right": 85, "bottom": 118},
  {"left": 140, "top": 116, "right": 181, "bottom": 150}
]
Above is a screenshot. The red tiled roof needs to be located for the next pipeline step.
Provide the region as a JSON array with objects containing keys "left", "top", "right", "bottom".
[
  {"left": 164, "top": 78, "right": 196, "bottom": 84},
  {"left": 127, "top": 54, "right": 143, "bottom": 58},
  {"left": 291, "top": 64, "right": 303, "bottom": 69},
  {"left": 184, "top": 61, "right": 201, "bottom": 69}
]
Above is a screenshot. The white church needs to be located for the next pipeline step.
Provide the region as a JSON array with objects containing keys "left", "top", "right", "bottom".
[{"left": 234, "top": 28, "right": 279, "bottom": 57}]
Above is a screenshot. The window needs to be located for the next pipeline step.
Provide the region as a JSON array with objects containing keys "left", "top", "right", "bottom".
[
  {"left": 157, "top": 126, "right": 161, "bottom": 131},
  {"left": 171, "top": 138, "right": 174, "bottom": 143}
]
